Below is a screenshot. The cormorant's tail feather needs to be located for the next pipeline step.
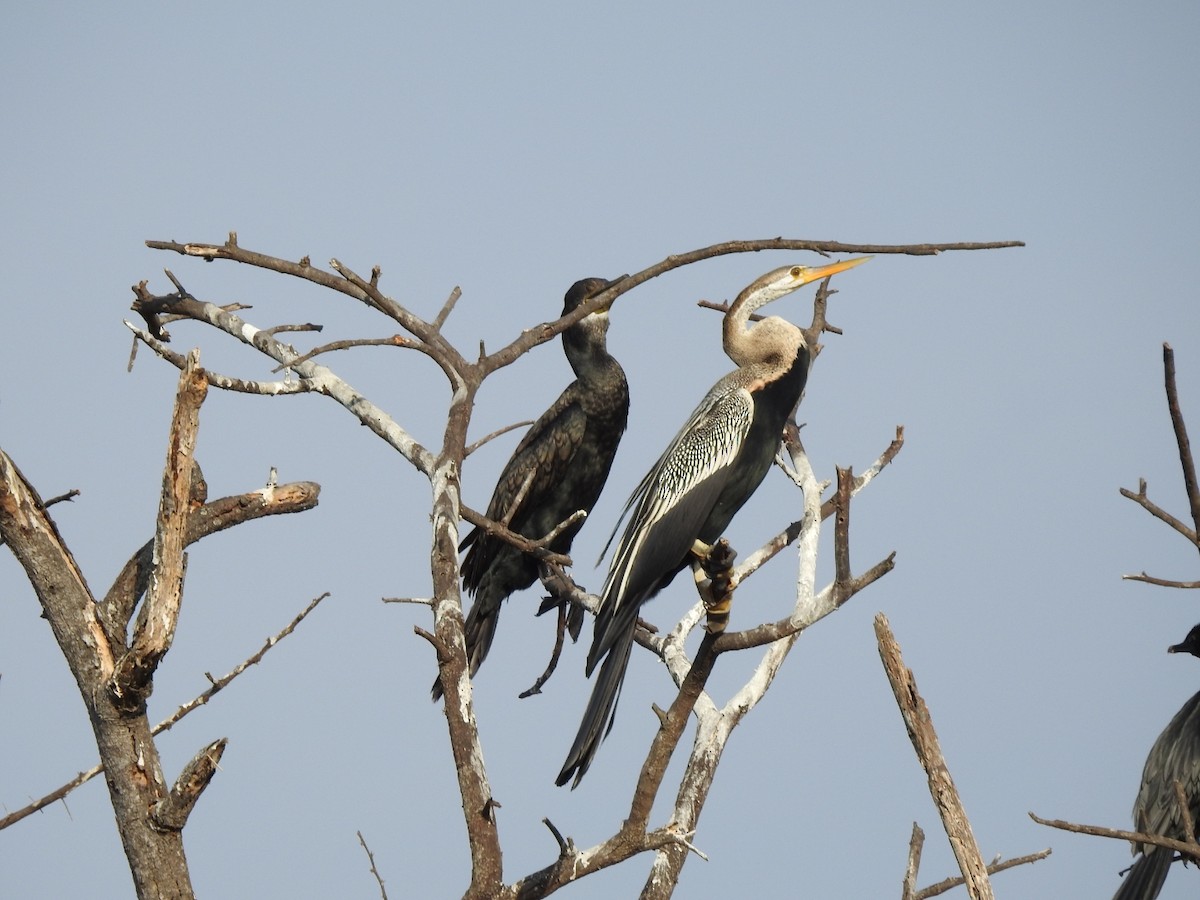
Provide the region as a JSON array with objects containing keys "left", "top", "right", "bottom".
[
  {"left": 1112, "top": 848, "right": 1173, "bottom": 900},
  {"left": 430, "top": 594, "right": 501, "bottom": 702},
  {"left": 556, "top": 624, "right": 634, "bottom": 788}
]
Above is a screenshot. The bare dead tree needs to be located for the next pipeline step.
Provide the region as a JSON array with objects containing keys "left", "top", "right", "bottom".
[
  {"left": 0, "top": 352, "right": 320, "bottom": 898},
  {"left": 3, "top": 233, "right": 1026, "bottom": 898},
  {"left": 1033, "top": 343, "right": 1200, "bottom": 879}
]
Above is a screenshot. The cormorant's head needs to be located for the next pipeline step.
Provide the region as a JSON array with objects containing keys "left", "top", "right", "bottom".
[
  {"left": 1168, "top": 623, "right": 1200, "bottom": 658},
  {"left": 561, "top": 277, "right": 620, "bottom": 365}
]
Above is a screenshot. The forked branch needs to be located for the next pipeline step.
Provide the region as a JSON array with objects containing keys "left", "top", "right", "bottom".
[{"left": 1120, "top": 344, "right": 1200, "bottom": 585}]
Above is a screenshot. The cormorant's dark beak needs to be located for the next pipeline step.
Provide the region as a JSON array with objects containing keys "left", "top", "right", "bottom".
[
  {"left": 588, "top": 274, "right": 628, "bottom": 313},
  {"left": 1169, "top": 643, "right": 1184, "bottom": 654}
]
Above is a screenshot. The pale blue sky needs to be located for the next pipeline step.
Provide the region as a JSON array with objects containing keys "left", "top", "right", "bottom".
[{"left": 2, "top": 3, "right": 1198, "bottom": 897}]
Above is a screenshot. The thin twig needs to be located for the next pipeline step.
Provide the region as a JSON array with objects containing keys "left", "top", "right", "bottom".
[
  {"left": 270, "top": 335, "right": 411, "bottom": 372},
  {"left": 0, "top": 489, "right": 80, "bottom": 549},
  {"left": 0, "top": 592, "right": 329, "bottom": 831},
  {"left": 154, "top": 592, "right": 330, "bottom": 734},
  {"left": 1119, "top": 481, "right": 1197, "bottom": 544},
  {"left": 358, "top": 830, "right": 390, "bottom": 900},
  {"left": 40, "top": 489, "right": 81, "bottom": 508},
  {"left": 502, "top": 469, "right": 538, "bottom": 528},
  {"left": 465, "top": 420, "right": 535, "bottom": 458},
  {"left": 433, "top": 286, "right": 462, "bottom": 331},
  {"left": 913, "top": 848, "right": 1052, "bottom": 900}
]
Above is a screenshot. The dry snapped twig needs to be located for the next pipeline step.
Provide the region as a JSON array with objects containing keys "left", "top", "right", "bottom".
[
  {"left": 875, "top": 613, "right": 994, "bottom": 900},
  {"left": 903, "top": 823, "right": 925, "bottom": 900}
]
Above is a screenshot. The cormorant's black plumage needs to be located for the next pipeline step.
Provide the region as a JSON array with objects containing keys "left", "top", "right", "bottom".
[
  {"left": 431, "top": 278, "right": 629, "bottom": 701},
  {"left": 556, "top": 259, "right": 868, "bottom": 787},
  {"left": 1113, "top": 623, "right": 1200, "bottom": 900}
]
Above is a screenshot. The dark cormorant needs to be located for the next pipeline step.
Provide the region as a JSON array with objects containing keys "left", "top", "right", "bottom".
[
  {"left": 1113, "top": 623, "right": 1200, "bottom": 900},
  {"left": 556, "top": 258, "right": 869, "bottom": 787},
  {"left": 431, "top": 278, "right": 629, "bottom": 701}
]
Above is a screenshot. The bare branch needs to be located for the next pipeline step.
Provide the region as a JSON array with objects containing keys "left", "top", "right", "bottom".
[
  {"left": 465, "top": 419, "right": 535, "bottom": 458},
  {"left": 1030, "top": 810, "right": 1200, "bottom": 859},
  {"left": 462, "top": 238, "right": 1022, "bottom": 377},
  {"left": 433, "top": 286, "right": 462, "bottom": 331},
  {"left": 153, "top": 592, "right": 330, "bottom": 734},
  {"left": 1119, "top": 480, "right": 1197, "bottom": 544},
  {"left": 875, "top": 613, "right": 994, "bottom": 900},
  {"left": 627, "top": 633, "right": 721, "bottom": 832},
  {"left": 270, "top": 334, "right": 414, "bottom": 372},
  {"left": 41, "top": 488, "right": 81, "bottom": 507},
  {"left": 903, "top": 823, "right": 925, "bottom": 900},
  {"left": 913, "top": 848, "right": 1052, "bottom": 900},
  {"left": 120, "top": 351, "right": 207, "bottom": 700},
  {"left": 502, "top": 469, "right": 538, "bottom": 528},
  {"left": 459, "top": 504, "right": 573, "bottom": 567},
  {"left": 833, "top": 466, "right": 853, "bottom": 588},
  {"left": 262, "top": 322, "right": 323, "bottom": 340},
  {"left": 1162, "top": 343, "right": 1200, "bottom": 547},
  {"left": 0, "top": 487, "right": 79, "bottom": 549},
  {"left": 126, "top": 321, "right": 317, "bottom": 396},
  {"left": 0, "top": 592, "right": 329, "bottom": 831},
  {"left": 1175, "top": 778, "right": 1198, "bottom": 844},
  {"left": 541, "top": 818, "right": 572, "bottom": 858},
  {"left": 150, "top": 739, "right": 227, "bottom": 832},
  {"left": 1122, "top": 572, "right": 1200, "bottom": 588},
  {"left": 357, "top": 830, "right": 390, "bottom": 900},
  {"left": 128, "top": 283, "right": 438, "bottom": 475}
]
